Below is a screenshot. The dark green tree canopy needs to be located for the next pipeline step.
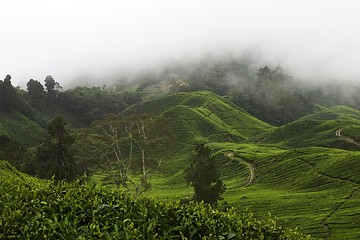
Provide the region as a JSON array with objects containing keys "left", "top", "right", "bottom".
[
  {"left": 4, "top": 74, "right": 11, "bottom": 84},
  {"left": 27, "top": 79, "right": 45, "bottom": 109},
  {"left": 44, "top": 75, "right": 55, "bottom": 93},
  {"left": 44, "top": 75, "right": 62, "bottom": 102},
  {"left": 36, "top": 116, "right": 76, "bottom": 181},
  {"left": 27, "top": 79, "right": 44, "bottom": 94},
  {"left": 0, "top": 75, "right": 22, "bottom": 112},
  {"left": 185, "top": 144, "right": 225, "bottom": 205}
]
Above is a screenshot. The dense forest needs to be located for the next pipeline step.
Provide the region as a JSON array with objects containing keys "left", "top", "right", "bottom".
[{"left": 3, "top": 57, "right": 360, "bottom": 126}]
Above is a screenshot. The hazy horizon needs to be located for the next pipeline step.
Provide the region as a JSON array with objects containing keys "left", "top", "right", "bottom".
[{"left": 1, "top": 0, "right": 360, "bottom": 87}]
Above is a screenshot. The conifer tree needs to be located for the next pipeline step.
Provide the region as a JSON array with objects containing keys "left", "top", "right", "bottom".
[
  {"left": 36, "top": 116, "right": 76, "bottom": 181},
  {"left": 185, "top": 144, "right": 225, "bottom": 205}
]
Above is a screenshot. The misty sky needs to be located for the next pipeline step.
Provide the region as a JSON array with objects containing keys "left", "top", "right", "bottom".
[{"left": 1, "top": 0, "right": 360, "bottom": 87}]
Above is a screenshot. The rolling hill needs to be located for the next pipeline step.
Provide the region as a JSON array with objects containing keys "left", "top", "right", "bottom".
[
  {"left": 262, "top": 106, "right": 360, "bottom": 150},
  {"left": 123, "top": 91, "right": 274, "bottom": 144},
  {"left": 0, "top": 111, "right": 45, "bottom": 147},
  {"left": 121, "top": 97, "right": 360, "bottom": 239},
  {"left": 145, "top": 143, "right": 360, "bottom": 239},
  {"left": 220, "top": 144, "right": 360, "bottom": 239},
  {"left": 0, "top": 107, "right": 89, "bottom": 147},
  {"left": 114, "top": 91, "right": 275, "bottom": 180}
]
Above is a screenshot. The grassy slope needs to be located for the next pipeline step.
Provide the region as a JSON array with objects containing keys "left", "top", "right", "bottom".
[
  {"left": 119, "top": 91, "right": 274, "bottom": 198},
  {"left": 0, "top": 111, "right": 45, "bottom": 147},
  {"left": 145, "top": 142, "right": 360, "bottom": 239},
  {"left": 124, "top": 91, "right": 273, "bottom": 144},
  {"left": 138, "top": 104, "right": 360, "bottom": 239},
  {"left": 0, "top": 160, "right": 46, "bottom": 188},
  {"left": 91, "top": 91, "right": 274, "bottom": 212},
  {"left": 0, "top": 107, "right": 87, "bottom": 147},
  {"left": 262, "top": 106, "right": 360, "bottom": 150}
]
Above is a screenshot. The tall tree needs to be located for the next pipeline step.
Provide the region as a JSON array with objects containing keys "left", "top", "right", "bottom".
[
  {"left": 0, "top": 75, "right": 20, "bottom": 111},
  {"left": 44, "top": 75, "right": 55, "bottom": 93},
  {"left": 27, "top": 79, "right": 45, "bottom": 109},
  {"left": 44, "top": 75, "right": 61, "bottom": 102},
  {"left": 185, "top": 144, "right": 225, "bottom": 205},
  {"left": 36, "top": 116, "right": 76, "bottom": 181}
]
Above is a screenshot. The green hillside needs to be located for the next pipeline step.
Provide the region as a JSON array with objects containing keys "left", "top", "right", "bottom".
[
  {"left": 262, "top": 106, "right": 360, "bottom": 150},
  {"left": 0, "top": 107, "right": 89, "bottom": 148},
  {"left": 125, "top": 100, "right": 360, "bottom": 239},
  {"left": 0, "top": 111, "right": 45, "bottom": 147},
  {"left": 144, "top": 143, "right": 360, "bottom": 239},
  {"left": 0, "top": 160, "right": 40, "bottom": 183},
  {"left": 89, "top": 92, "right": 360, "bottom": 239},
  {"left": 112, "top": 91, "right": 275, "bottom": 186},
  {"left": 124, "top": 91, "right": 274, "bottom": 144},
  {"left": 223, "top": 144, "right": 360, "bottom": 240}
]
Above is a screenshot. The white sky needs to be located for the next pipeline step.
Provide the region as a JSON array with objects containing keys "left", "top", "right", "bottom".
[{"left": 1, "top": 0, "right": 360, "bottom": 86}]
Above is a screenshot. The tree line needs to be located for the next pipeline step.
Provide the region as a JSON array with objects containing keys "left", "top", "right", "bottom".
[{"left": 0, "top": 74, "right": 142, "bottom": 126}]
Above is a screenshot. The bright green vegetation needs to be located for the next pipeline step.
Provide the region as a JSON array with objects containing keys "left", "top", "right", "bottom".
[
  {"left": 0, "top": 160, "right": 310, "bottom": 239},
  {"left": 263, "top": 106, "right": 360, "bottom": 150},
  {"left": 2, "top": 88, "right": 360, "bottom": 239},
  {"left": 215, "top": 144, "right": 360, "bottom": 231},
  {"left": 121, "top": 96, "right": 360, "bottom": 239},
  {"left": 125, "top": 91, "right": 273, "bottom": 144},
  {"left": 144, "top": 143, "right": 360, "bottom": 239}
]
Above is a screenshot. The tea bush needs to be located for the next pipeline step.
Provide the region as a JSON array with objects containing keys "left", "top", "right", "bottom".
[{"left": 0, "top": 161, "right": 311, "bottom": 239}]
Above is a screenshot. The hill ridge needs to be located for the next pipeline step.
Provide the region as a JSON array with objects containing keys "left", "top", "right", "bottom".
[{"left": 262, "top": 105, "right": 360, "bottom": 150}]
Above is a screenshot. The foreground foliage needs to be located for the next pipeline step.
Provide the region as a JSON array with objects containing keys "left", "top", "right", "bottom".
[{"left": 0, "top": 161, "right": 310, "bottom": 240}]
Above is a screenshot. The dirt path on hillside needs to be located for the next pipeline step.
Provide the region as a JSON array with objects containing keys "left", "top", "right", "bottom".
[
  {"left": 335, "top": 129, "right": 360, "bottom": 147},
  {"left": 224, "top": 151, "right": 255, "bottom": 187}
]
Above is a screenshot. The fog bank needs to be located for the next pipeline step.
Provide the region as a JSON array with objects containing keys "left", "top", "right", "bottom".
[{"left": 1, "top": 0, "right": 360, "bottom": 86}]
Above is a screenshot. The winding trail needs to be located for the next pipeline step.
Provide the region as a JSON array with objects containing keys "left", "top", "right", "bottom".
[
  {"left": 335, "top": 128, "right": 360, "bottom": 147},
  {"left": 224, "top": 151, "right": 255, "bottom": 187}
]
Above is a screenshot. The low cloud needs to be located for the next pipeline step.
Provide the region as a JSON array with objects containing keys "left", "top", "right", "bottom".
[{"left": 1, "top": 0, "right": 360, "bottom": 87}]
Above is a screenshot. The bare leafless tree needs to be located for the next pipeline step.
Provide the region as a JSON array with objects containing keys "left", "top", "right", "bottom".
[{"left": 85, "top": 113, "right": 174, "bottom": 197}]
